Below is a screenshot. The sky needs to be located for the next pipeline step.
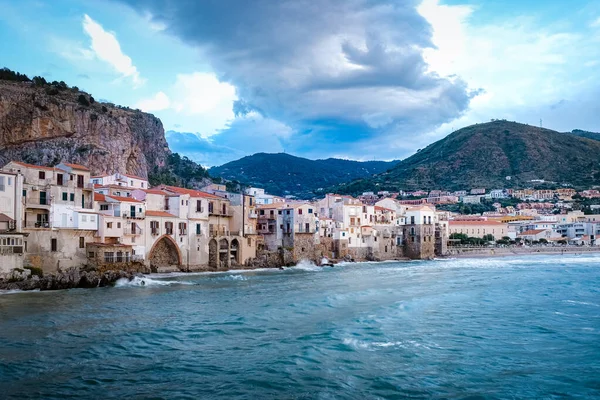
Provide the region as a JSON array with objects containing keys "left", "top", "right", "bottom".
[{"left": 1, "top": 0, "right": 599, "bottom": 167}]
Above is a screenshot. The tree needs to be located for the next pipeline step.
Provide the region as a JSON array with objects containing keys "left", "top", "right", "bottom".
[
  {"left": 77, "top": 94, "right": 90, "bottom": 106},
  {"left": 482, "top": 234, "right": 495, "bottom": 242}
]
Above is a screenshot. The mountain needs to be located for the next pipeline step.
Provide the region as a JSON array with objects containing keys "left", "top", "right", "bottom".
[
  {"left": 0, "top": 68, "right": 209, "bottom": 187},
  {"left": 333, "top": 121, "right": 600, "bottom": 194},
  {"left": 209, "top": 153, "right": 398, "bottom": 197}
]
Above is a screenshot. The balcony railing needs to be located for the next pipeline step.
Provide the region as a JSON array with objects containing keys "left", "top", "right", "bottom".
[
  {"left": 25, "top": 197, "right": 51, "bottom": 206},
  {"left": 24, "top": 221, "right": 51, "bottom": 229},
  {"left": 209, "top": 227, "right": 230, "bottom": 237},
  {"left": 248, "top": 212, "right": 258, "bottom": 219},
  {"left": 124, "top": 227, "right": 143, "bottom": 236},
  {"left": 0, "top": 246, "right": 24, "bottom": 255}
]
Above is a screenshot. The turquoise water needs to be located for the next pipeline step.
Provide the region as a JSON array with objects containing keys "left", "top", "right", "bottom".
[{"left": 1, "top": 255, "right": 600, "bottom": 399}]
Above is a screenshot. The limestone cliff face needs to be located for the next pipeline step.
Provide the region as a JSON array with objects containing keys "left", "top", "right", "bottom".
[{"left": 0, "top": 81, "right": 170, "bottom": 178}]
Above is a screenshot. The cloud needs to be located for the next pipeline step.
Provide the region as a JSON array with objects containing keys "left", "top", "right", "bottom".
[
  {"left": 82, "top": 14, "right": 145, "bottom": 87},
  {"left": 136, "top": 72, "right": 237, "bottom": 136},
  {"left": 136, "top": 91, "right": 170, "bottom": 112},
  {"left": 118, "top": 0, "right": 474, "bottom": 153},
  {"left": 166, "top": 113, "right": 293, "bottom": 166}
]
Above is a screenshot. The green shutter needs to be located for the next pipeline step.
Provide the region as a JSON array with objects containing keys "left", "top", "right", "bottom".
[
  {"left": 62, "top": 192, "right": 68, "bottom": 201},
  {"left": 70, "top": 193, "right": 75, "bottom": 201}
]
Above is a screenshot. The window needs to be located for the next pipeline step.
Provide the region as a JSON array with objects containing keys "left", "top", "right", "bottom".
[
  {"left": 208, "top": 202, "right": 214, "bottom": 213},
  {"left": 298, "top": 209, "right": 303, "bottom": 215},
  {"left": 179, "top": 222, "right": 187, "bottom": 235},
  {"left": 62, "top": 192, "right": 68, "bottom": 201},
  {"left": 7, "top": 177, "right": 11, "bottom": 186},
  {"left": 260, "top": 209, "right": 265, "bottom": 215},
  {"left": 308, "top": 208, "right": 313, "bottom": 214},
  {"left": 39, "top": 171, "right": 46, "bottom": 180},
  {"left": 181, "top": 200, "right": 184, "bottom": 206},
  {"left": 196, "top": 223, "right": 201, "bottom": 235},
  {"left": 165, "top": 221, "right": 173, "bottom": 235},
  {"left": 286, "top": 210, "right": 291, "bottom": 215},
  {"left": 104, "top": 252, "right": 114, "bottom": 263},
  {"left": 51, "top": 238, "right": 57, "bottom": 252},
  {"left": 278, "top": 210, "right": 282, "bottom": 215},
  {"left": 100, "top": 204, "right": 109, "bottom": 211},
  {"left": 270, "top": 210, "right": 274, "bottom": 216},
  {"left": 117, "top": 222, "right": 121, "bottom": 229},
  {"left": 411, "top": 216, "right": 415, "bottom": 224},
  {"left": 186, "top": 200, "right": 189, "bottom": 206},
  {"left": 116, "top": 252, "right": 123, "bottom": 263},
  {"left": 151, "top": 221, "right": 159, "bottom": 235},
  {"left": 107, "top": 222, "right": 113, "bottom": 229},
  {"left": 247, "top": 237, "right": 252, "bottom": 246},
  {"left": 82, "top": 215, "right": 87, "bottom": 222},
  {"left": 142, "top": 183, "right": 145, "bottom": 188},
  {"left": 91, "top": 216, "right": 96, "bottom": 222},
  {"left": 196, "top": 200, "right": 202, "bottom": 212},
  {"left": 88, "top": 252, "right": 95, "bottom": 258},
  {"left": 22, "top": 189, "right": 26, "bottom": 197},
  {"left": 0, "top": 176, "right": 4, "bottom": 192},
  {"left": 70, "top": 193, "right": 75, "bottom": 201},
  {"left": 305, "top": 223, "right": 310, "bottom": 232},
  {"left": 79, "top": 237, "right": 85, "bottom": 248}
]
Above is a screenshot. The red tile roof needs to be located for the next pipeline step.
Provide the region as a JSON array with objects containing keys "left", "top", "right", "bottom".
[
  {"left": 145, "top": 210, "right": 177, "bottom": 217},
  {"left": 11, "top": 161, "right": 55, "bottom": 171},
  {"left": 106, "top": 195, "right": 142, "bottom": 203},
  {"left": 519, "top": 229, "right": 547, "bottom": 236},
  {"left": 94, "top": 193, "right": 106, "bottom": 202},
  {"left": 160, "top": 185, "right": 223, "bottom": 199},
  {"left": 449, "top": 220, "right": 503, "bottom": 225},
  {"left": 62, "top": 163, "right": 90, "bottom": 171}
]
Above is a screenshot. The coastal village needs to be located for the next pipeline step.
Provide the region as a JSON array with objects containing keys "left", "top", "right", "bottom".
[{"left": 1, "top": 160, "right": 600, "bottom": 281}]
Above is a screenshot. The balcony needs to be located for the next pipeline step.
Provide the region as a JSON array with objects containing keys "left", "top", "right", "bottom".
[
  {"left": 209, "top": 227, "right": 230, "bottom": 237},
  {"left": 248, "top": 212, "right": 258, "bottom": 219},
  {"left": 24, "top": 220, "right": 51, "bottom": 229},
  {"left": 124, "top": 226, "right": 143, "bottom": 236},
  {"left": 0, "top": 245, "right": 24, "bottom": 255},
  {"left": 209, "top": 209, "right": 233, "bottom": 217},
  {"left": 25, "top": 197, "right": 51, "bottom": 208}
]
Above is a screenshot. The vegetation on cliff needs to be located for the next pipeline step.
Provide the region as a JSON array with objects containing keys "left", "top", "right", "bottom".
[{"left": 0, "top": 67, "right": 210, "bottom": 188}]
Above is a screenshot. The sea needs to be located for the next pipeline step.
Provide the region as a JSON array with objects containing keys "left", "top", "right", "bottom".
[{"left": 1, "top": 254, "right": 599, "bottom": 399}]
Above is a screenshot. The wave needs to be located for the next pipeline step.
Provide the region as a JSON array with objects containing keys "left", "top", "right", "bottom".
[
  {"left": 114, "top": 277, "right": 194, "bottom": 287},
  {"left": 290, "top": 259, "right": 322, "bottom": 272},
  {"left": 0, "top": 289, "right": 40, "bottom": 296}
]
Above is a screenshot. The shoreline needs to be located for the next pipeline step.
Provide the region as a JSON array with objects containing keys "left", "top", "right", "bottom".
[
  {"left": 443, "top": 246, "right": 600, "bottom": 259},
  {"left": 3, "top": 248, "right": 600, "bottom": 293}
]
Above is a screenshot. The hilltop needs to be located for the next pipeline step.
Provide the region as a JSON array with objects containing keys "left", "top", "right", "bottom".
[
  {"left": 209, "top": 153, "right": 398, "bottom": 197},
  {"left": 334, "top": 121, "right": 600, "bottom": 194}
]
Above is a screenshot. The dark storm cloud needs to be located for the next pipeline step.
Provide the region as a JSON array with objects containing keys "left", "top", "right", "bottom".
[{"left": 122, "top": 0, "right": 476, "bottom": 160}]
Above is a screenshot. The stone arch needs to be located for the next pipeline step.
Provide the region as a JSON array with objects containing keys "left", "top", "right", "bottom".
[
  {"left": 148, "top": 235, "right": 182, "bottom": 271},
  {"left": 209, "top": 239, "right": 218, "bottom": 269},
  {"left": 230, "top": 238, "right": 240, "bottom": 266},
  {"left": 219, "top": 238, "right": 229, "bottom": 269}
]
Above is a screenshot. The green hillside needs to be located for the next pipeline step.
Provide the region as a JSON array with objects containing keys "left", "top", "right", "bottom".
[
  {"left": 208, "top": 153, "right": 397, "bottom": 197},
  {"left": 334, "top": 121, "right": 600, "bottom": 194}
]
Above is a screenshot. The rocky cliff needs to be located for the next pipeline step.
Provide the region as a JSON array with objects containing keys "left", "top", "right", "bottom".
[{"left": 0, "top": 80, "right": 170, "bottom": 178}]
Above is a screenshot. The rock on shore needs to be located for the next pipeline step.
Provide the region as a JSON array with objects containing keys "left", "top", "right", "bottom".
[{"left": 0, "top": 267, "right": 140, "bottom": 291}]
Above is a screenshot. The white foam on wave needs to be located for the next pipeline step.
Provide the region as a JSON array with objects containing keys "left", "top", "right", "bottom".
[
  {"left": 114, "top": 276, "right": 194, "bottom": 287},
  {"left": 0, "top": 289, "right": 41, "bottom": 296},
  {"left": 563, "top": 300, "right": 599, "bottom": 307},
  {"left": 342, "top": 337, "right": 430, "bottom": 351},
  {"left": 290, "top": 259, "right": 322, "bottom": 272}
]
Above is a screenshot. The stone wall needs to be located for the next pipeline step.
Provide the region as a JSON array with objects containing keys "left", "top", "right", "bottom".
[
  {"left": 403, "top": 225, "right": 435, "bottom": 259},
  {"left": 24, "top": 229, "right": 96, "bottom": 273},
  {"left": 292, "top": 233, "right": 317, "bottom": 262}
]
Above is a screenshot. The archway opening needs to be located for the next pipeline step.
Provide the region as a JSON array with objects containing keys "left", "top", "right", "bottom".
[
  {"left": 230, "top": 239, "right": 240, "bottom": 266},
  {"left": 219, "top": 238, "right": 229, "bottom": 269},
  {"left": 149, "top": 236, "right": 181, "bottom": 271}
]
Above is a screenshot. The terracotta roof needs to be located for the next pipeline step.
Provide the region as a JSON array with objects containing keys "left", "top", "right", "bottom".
[
  {"left": 519, "top": 229, "right": 547, "bottom": 236},
  {"left": 11, "top": 161, "right": 55, "bottom": 171},
  {"left": 106, "top": 195, "right": 142, "bottom": 203},
  {"left": 94, "top": 193, "right": 106, "bottom": 202},
  {"left": 145, "top": 210, "right": 177, "bottom": 217},
  {"left": 145, "top": 189, "right": 173, "bottom": 196},
  {"left": 449, "top": 220, "right": 503, "bottom": 225},
  {"left": 61, "top": 163, "right": 90, "bottom": 171},
  {"left": 160, "top": 185, "right": 223, "bottom": 199},
  {"left": 0, "top": 213, "right": 14, "bottom": 222}
]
